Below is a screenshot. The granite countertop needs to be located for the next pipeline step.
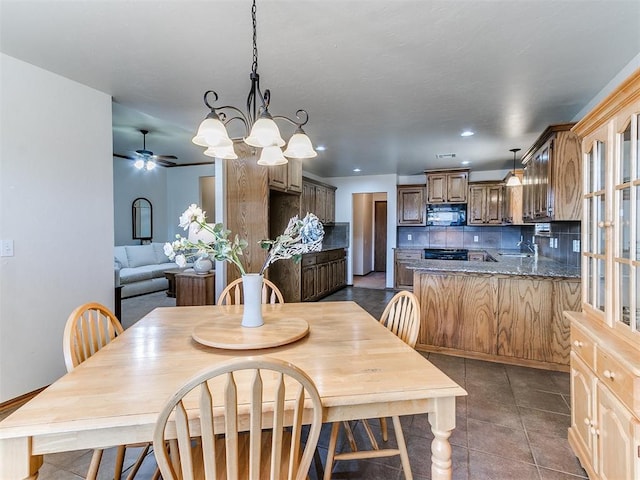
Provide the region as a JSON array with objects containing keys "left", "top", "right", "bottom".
[
  {"left": 318, "top": 244, "right": 348, "bottom": 252},
  {"left": 409, "top": 249, "right": 580, "bottom": 279}
]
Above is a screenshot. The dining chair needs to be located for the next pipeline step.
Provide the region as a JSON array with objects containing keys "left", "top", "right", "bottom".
[
  {"left": 217, "top": 276, "right": 285, "bottom": 305},
  {"left": 323, "top": 290, "right": 420, "bottom": 480},
  {"left": 63, "top": 302, "right": 154, "bottom": 480},
  {"left": 152, "top": 356, "right": 323, "bottom": 480}
]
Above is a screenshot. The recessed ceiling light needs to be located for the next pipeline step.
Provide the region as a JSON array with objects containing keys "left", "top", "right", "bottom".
[
  {"left": 353, "top": 168, "right": 361, "bottom": 172},
  {"left": 316, "top": 145, "right": 326, "bottom": 151},
  {"left": 460, "top": 130, "right": 474, "bottom": 137},
  {"left": 461, "top": 161, "right": 471, "bottom": 165}
]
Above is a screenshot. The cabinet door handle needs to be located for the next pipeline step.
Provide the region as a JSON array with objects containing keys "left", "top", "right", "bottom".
[
  {"left": 603, "top": 369, "right": 616, "bottom": 380},
  {"left": 573, "top": 340, "right": 583, "bottom": 348},
  {"left": 583, "top": 417, "right": 590, "bottom": 426}
]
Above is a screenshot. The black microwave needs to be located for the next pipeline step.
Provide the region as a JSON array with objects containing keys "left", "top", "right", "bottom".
[{"left": 426, "top": 204, "right": 466, "bottom": 226}]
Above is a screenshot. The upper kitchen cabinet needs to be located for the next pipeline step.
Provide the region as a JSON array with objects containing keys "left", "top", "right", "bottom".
[
  {"left": 566, "top": 69, "right": 640, "bottom": 480},
  {"left": 268, "top": 158, "right": 302, "bottom": 194},
  {"left": 467, "top": 182, "right": 504, "bottom": 225},
  {"left": 302, "top": 177, "right": 336, "bottom": 224},
  {"left": 425, "top": 169, "right": 469, "bottom": 203},
  {"left": 397, "top": 185, "right": 426, "bottom": 226},
  {"left": 521, "top": 124, "right": 582, "bottom": 222}
]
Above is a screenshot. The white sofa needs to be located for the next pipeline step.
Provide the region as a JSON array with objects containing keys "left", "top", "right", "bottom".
[{"left": 114, "top": 243, "right": 186, "bottom": 298}]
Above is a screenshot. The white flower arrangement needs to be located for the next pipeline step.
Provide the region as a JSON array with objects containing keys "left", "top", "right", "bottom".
[{"left": 164, "top": 204, "right": 324, "bottom": 275}]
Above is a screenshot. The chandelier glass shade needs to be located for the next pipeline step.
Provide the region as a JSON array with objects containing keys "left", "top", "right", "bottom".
[
  {"left": 134, "top": 158, "right": 156, "bottom": 171},
  {"left": 192, "top": 0, "right": 315, "bottom": 163},
  {"left": 506, "top": 148, "right": 522, "bottom": 187}
]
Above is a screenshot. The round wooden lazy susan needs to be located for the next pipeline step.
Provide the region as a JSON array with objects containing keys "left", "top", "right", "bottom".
[{"left": 192, "top": 314, "right": 309, "bottom": 350}]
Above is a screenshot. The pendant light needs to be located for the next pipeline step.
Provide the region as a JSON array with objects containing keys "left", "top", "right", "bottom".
[
  {"left": 506, "top": 148, "right": 522, "bottom": 187},
  {"left": 192, "top": 0, "right": 317, "bottom": 163}
]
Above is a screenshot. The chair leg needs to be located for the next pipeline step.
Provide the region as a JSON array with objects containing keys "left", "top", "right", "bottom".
[
  {"left": 86, "top": 449, "right": 103, "bottom": 480},
  {"left": 380, "top": 417, "right": 388, "bottom": 442},
  {"left": 392, "top": 415, "right": 413, "bottom": 480},
  {"left": 125, "top": 443, "right": 151, "bottom": 480},
  {"left": 323, "top": 422, "right": 341, "bottom": 480},
  {"left": 114, "top": 445, "right": 126, "bottom": 479}
]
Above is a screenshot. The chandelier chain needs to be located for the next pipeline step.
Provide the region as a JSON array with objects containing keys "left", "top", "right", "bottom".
[{"left": 251, "top": 0, "right": 258, "bottom": 75}]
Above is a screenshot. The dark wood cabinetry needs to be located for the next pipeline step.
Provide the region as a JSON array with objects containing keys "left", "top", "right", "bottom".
[
  {"left": 397, "top": 185, "right": 426, "bottom": 225},
  {"left": 301, "top": 249, "right": 347, "bottom": 301},
  {"left": 425, "top": 169, "right": 469, "bottom": 204},
  {"left": 301, "top": 177, "right": 336, "bottom": 223},
  {"left": 521, "top": 124, "right": 582, "bottom": 222},
  {"left": 394, "top": 249, "right": 422, "bottom": 289},
  {"left": 268, "top": 158, "right": 302, "bottom": 193},
  {"left": 467, "top": 182, "right": 504, "bottom": 225}
]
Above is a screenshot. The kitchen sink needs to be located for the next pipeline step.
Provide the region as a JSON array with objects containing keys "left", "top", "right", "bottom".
[{"left": 499, "top": 253, "right": 532, "bottom": 258}]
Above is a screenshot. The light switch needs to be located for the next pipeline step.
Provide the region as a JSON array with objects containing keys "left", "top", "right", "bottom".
[
  {"left": 407, "top": 234, "right": 412, "bottom": 241},
  {"left": 549, "top": 238, "right": 553, "bottom": 248},
  {"left": 473, "top": 235, "right": 479, "bottom": 242},
  {"left": 573, "top": 240, "right": 581, "bottom": 252},
  {"left": 1, "top": 239, "right": 14, "bottom": 257}
]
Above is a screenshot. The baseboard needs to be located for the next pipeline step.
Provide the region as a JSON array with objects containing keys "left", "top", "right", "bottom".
[{"left": 0, "top": 386, "right": 47, "bottom": 416}]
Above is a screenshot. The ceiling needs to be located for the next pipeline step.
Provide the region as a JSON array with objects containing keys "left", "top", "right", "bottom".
[{"left": 1, "top": 1, "right": 639, "bottom": 178}]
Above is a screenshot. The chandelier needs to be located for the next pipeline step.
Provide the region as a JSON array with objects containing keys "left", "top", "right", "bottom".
[
  {"left": 506, "top": 148, "right": 522, "bottom": 187},
  {"left": 192, "top": 0, "right": 317, "bottom": 165}
]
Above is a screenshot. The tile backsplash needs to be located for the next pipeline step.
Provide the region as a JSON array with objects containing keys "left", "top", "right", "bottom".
[{"left": 397, "top": 221, "right": 581, "bottom": 267}]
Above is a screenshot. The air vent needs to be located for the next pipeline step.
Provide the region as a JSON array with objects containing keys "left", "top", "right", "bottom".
[{"left": 435, "top": 153, "right": 456, "bottom": 159}]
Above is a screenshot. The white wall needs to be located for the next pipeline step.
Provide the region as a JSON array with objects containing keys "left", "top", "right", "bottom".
[
  {"left": 166, "top": 164, "right": 216, "bottom": 240},
  {"left": 328, "top": 174, "right": 398, "bottom": 288},
  {"left": 0, "top": 54, "right": 114, "bottom": 402},
  {"left": 113, "top": 156, "right": 168, "bottom": 245},
  {"left": 352, "top": 193, "right": 374, "bottom": 275}
]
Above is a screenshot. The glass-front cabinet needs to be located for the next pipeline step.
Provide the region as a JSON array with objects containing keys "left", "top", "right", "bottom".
[{"left": 568, "top": 69, "right": 640, "bottom": 480}]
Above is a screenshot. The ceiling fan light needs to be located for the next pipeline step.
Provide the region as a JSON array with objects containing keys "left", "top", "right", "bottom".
[
  {"left": 192, "top": 117, "right": 232, "bottom": 147},
  {"left": 283, "top": 132, "right": 318, "bottom": 159},
  {"left": 245, "top": 117, "right": 285, "bottom": 148},
  {"left": 134, "top": 159, "right": 145, "bottom": 170},
  {"left": 506, "top": 175, "right": 521, "bottom": 187},
  {"left": 257, "top": 145, "right": 288, "bottom": 166},
  {"left": 204, "top": 145, "right": 238, "bottom": 160},
  {"left": 145, "top": 160, "right": 156, "bottom": 171}
]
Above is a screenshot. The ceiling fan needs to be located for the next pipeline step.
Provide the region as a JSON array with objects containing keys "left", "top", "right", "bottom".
[{"left": 114, "top": 129, "right": 178, "bottom": 169}]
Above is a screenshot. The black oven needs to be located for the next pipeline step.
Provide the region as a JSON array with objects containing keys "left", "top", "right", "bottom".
[{"left": 423, "top": 248, "right": 469, "bottom": 261}]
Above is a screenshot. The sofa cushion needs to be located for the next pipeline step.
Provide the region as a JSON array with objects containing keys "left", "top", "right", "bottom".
[
  {"left": 119, "top": 266, "right": 156, "bottom": 284},
  {"left": 114, "top": 246, "right": 129, "bottom": 268},
  {"left": 153, "top": 242, "right": 172, "bottom": 264},
  {"left": 148, "top": 263, "right": 178, "bottom": 278},
  {"left": 125, "top": 245, "right": 157, "bottom": 268}
]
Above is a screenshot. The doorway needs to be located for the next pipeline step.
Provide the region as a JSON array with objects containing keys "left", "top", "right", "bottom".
[
  {"left": 352, "top": 192, "right": 387, "bottom": 290},
  {"left": 374, "top": 200, "right": 387, "bottom": 272}
]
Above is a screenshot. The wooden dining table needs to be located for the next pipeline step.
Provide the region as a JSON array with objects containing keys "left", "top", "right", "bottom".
[{"left": 0, "top": 301, "right": 466, "bottom": 480}]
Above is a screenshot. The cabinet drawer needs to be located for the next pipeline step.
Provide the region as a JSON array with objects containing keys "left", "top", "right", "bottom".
[
  {"left": 302, "top": 254, "right": 317, "bottom": 267},
  {"left": 327, "top": 249, "right": 344, "bottom": 261},
  {"left": 596, "top": 349, "right": 636, "bottom": 413},
  {"left": 571, "top": 326, "right": 595, "bottom": 369},
  {"left": 396, "top": 250, "right": 422, "bottom": 260}
]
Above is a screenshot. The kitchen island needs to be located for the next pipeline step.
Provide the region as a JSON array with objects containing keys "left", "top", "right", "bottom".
[{"left": 410, "top": 252, "right": 580, "bottom": 371}]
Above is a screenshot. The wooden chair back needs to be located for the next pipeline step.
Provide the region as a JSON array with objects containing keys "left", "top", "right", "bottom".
[
  {"left": 153, "top": 357, "right": 323, "bottom": 480},
  {"left": 63, "top": 302, "right": 124, "bottom": 372},
  {"left": 217, "top": 277, "right": 285, "bottom": 305},
  {"left": 379, "top": 290, "right": 420, "bottom": 348}
]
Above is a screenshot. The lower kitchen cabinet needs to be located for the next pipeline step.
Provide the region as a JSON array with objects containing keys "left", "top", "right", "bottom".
[
  {"left": 567, "top": 313, "right": 640, "bottom": 480},
  {"left": 301, "top": 249, "right": 346, "bottom": 301},
  {"left": 414, "top": 271, "right": 581, "bottom": 370},
  {"left": 394, "top": 249, "right": 422, "bottom": 289}
]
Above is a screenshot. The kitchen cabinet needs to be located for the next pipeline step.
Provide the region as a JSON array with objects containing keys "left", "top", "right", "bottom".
[
  {"left": 394, "top": 249, "right": 422, "bottom": 289},
  {"left": 301, "top": 177, "right": 336, "bottom": 223},
  {"left": 425, "top": 169, "right": 469, "bottom": 204},
  {"left": 521, "top": 124, "right": 582, "bottom": 222},
  {"left": 397, "top": 185, "right": 426, "bottom": 226},
  {"left": 566, "top": 69, "right": 640, "bottom": 480},
  {"left": 467, "top": 182, "right": 504, "bottom": 225},
  {"left": 268, "top": 158, "right": 302, "bottom": 194},
  {"left": 414, "top": 271, "right": 581, "bottom": 370},
  {"left": 301, "top": 249, "right": 346, "bottom": 301},
  {"left": 503, "top": 170, "right": 524, "bottom": 224}
]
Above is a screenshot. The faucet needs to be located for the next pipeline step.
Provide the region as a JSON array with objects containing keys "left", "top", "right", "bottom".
[{"left": 516, "top": 236, "right": 538, "bottom": 258}]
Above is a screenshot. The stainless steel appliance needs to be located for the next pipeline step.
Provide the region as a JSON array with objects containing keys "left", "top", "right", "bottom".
[
  {"left": 426, "top": 204, "right": 466, "bottom": 226},
  {"left": 423, "top": 248, "right": 469, "bottom": 260}
]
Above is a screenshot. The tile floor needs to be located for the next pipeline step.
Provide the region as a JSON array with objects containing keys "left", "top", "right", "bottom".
[{"left": 4, "top": 286, "right": 588, "bottom": 479}]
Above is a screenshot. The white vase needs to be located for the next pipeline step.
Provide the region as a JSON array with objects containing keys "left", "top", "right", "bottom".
[
  {"left": 241, "top": 273, "right": 264, "bottom": 328},
  {"left": 193, "top": 256, "right": 213, "bottom": 274}
]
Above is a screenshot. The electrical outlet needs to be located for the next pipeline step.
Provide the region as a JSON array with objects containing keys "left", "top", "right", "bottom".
[
  {"left": 573, "top": 240, "right": 581, "bottom": 252},
  {"left": 1, "top": 239, "right": 14, "bottom": 257},
  {"left": 407, "top": 234, "right": 412, "bottom": 241},
  {"left": 549, "top": 238, "right": 554, "bottom": 248},
  {"left": 473, "top": 235, "right": 479, "bottom": 242},
  {"left": 553, "top": 238, "right": 558, "bottom": 249}
]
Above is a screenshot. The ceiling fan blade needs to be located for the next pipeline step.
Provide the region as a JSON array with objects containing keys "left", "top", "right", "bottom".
[
  {"left": 155, "top": 158, "right": 177, "bottom": 167},
  {"left": 156, "top": 155, "right": 178, "bottom": 160},
  {"left": 114, "top": 153, "right": 136, "bottom": 160}
]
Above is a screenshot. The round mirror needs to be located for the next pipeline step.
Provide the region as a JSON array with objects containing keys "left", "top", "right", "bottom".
[{"left": 132, "top": 197, "right": 152, "bottom": 240}]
